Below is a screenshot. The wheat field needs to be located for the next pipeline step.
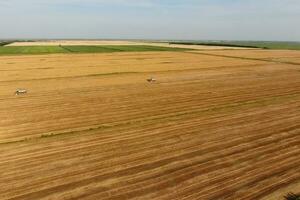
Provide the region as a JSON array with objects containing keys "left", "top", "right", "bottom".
[{"left": 0, "top": 49, "right": 299, "bottom": 200}]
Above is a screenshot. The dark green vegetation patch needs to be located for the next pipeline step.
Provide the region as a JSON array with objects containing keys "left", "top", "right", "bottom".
[
  {"left": 0, "top": 45, "right": 191, "bottom": 55},
  {"left": 0, "top": 41, "right": 14, "bottom": 46},
  {"left": 285, "top": 193, "right": 300, "bottom": 200}
]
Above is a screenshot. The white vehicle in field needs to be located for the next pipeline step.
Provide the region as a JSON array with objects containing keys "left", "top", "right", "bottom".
[
  {"left": 15, "top": 89, "right": 28, "bottom": 96},
  {"left": 147, "top": 77, "right": 156, "bottom": 83}
]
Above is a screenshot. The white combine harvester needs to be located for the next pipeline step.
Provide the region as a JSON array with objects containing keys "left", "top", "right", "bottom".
[
  {"left": 147, "top": 77, "right": 156, "bottom": 83},
  {"left": 15, "top": 89, "right": 28, "bottom": 96}
]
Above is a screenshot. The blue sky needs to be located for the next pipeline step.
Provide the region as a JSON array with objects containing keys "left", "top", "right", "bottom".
[{"left": 0, "top": 0, "right": 300, "bottom": 41}]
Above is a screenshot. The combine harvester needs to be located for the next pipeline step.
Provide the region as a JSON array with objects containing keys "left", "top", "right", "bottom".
[
  {"left": 147, "top": 77, "right": 156, "bottom": 83},
  {"left": 15, "top": 89, "right": 28, "bottom": 96}
]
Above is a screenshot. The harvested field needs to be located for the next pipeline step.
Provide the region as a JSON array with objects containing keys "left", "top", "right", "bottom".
[
  {"left": 197, "top": 49, "right": 300, "bottom": 64},
  {"left": 200, "top": 49, "right": 300, "bottom": 59},
  {"left": 170, "top": 41, "right": 300, "bottom": 50},
  {"left": 7, "top": 40, "right": 254, "bottom": 50},
  {"left": 0, "top": 49, "right": 300, "bottom": 200}
]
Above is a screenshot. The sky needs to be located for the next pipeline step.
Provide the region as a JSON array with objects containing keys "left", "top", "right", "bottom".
[{"left": 0, "top": 0, "right": 300, "bottom": 41}]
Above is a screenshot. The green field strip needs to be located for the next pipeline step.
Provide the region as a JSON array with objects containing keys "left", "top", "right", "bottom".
[
  {"left": 0, "top": 45, "right": 191, "bottom": 56},
  {"left": 0, "top": 46, "right": 69, "bottom": 55}
]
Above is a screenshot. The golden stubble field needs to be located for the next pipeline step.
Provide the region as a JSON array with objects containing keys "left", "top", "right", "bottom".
[
  {"left": 7, "top": 40, "right": 252, "bottom": 50},
  {"left": 0, "top": 49, "right": 300, "bottom": 200}
]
